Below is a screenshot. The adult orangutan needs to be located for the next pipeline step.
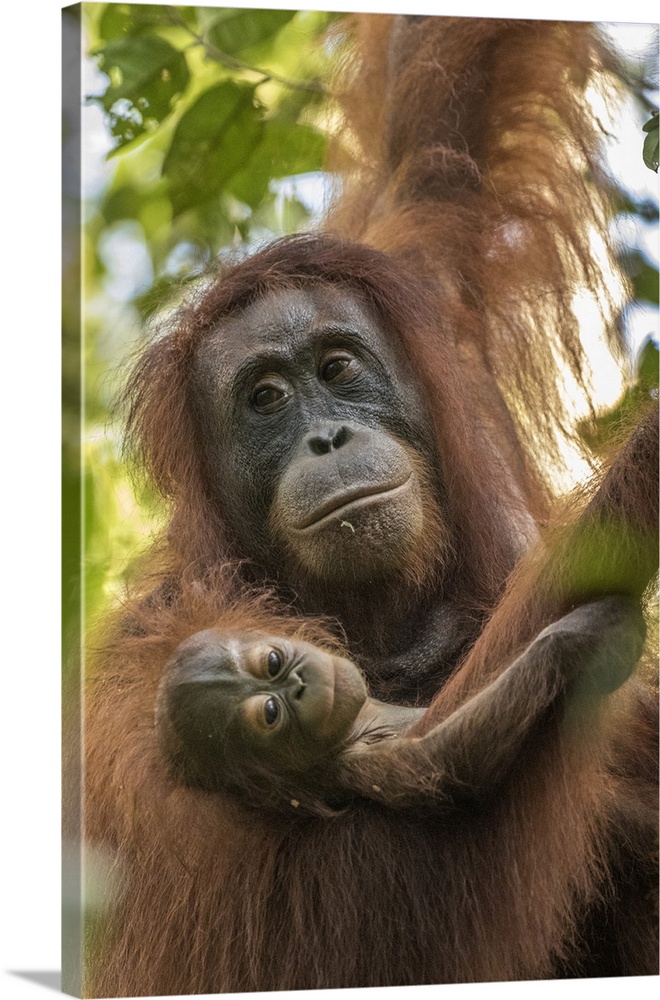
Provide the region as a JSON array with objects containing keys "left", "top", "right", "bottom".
[{"left": 79, "top": 14, "right": 658, "bottom": 995}]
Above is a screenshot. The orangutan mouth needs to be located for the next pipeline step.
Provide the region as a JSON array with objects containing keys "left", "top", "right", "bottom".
[{"left": 295, "top": 475, "right": 413, "bottom": 531}]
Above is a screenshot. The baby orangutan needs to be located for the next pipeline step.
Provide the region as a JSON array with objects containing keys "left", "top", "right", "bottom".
[{"left": 156, "top": 596, "right": 644, "bottom": 816}]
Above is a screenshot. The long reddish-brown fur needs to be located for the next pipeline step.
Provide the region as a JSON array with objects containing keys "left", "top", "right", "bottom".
[{"left": 76, "top": 16, "right": 658, "bottom": 995}]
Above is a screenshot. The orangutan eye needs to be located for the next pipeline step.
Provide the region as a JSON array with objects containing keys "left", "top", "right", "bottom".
[
  {"left": 267, "top": 650, "right": 282, "bottom": 677},
  {"left": 320, "top": 351, "right": 360, "bottom": 385},
  {"left": 252, "top": 377, "right": 290, "bottom": 413},
  {"left": 263, "top": 697, "right": 280, "bottom": 726}
]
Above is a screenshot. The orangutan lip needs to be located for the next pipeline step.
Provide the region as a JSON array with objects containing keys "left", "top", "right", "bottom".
[{"left": 295, "top": 475, "right": 412, "bottom": 531}]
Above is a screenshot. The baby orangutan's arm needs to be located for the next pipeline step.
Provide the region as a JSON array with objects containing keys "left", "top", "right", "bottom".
[
  {"left": 342, "top": 596, "right": 645, "bottom": 810},
  {"left": 345, "top": 409, "right": 657, "bottom": 812}
]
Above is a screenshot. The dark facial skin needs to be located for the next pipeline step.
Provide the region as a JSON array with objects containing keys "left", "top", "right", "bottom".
[
  {"left": 157, "top": 629, "right": 369, "bottom": 786},
  {"left": 191, "top": 285, "right": 441, "bottom": 586}
]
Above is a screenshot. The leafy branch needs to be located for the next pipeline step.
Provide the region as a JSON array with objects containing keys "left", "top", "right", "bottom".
[{"left": 167, "top": 7, "right": 325, "bottom": 94}]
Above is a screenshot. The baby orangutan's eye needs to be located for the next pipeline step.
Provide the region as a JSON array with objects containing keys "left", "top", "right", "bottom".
[
  {"left": 263, "top": 697, "right": 280, "bottom": 725},
  {"left": 243, "top": 693, "right": 285, "bottom": 734},
  {"left": 267, "top": 650, "right": 282, "bottom": 677}
]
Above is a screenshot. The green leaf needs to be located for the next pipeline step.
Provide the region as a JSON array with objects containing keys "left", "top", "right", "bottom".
[
  {"left": 99, "top": 3, "right": 197, "bottom": 41},
  {"left": 611, "top": 189, "right": 659, "bottom": 223},
  {"left": 578, "top": 338, "right": 659, "bottom": 452},
  {"left": 633, "top": 259, "right": 660, "bottom": 306},
  {"left": 207, "top": 8, "right": 297, "bottom": 57},
  {"left": 642, "top": 110, "right": 659, "bottom": 172},
  {"left": 93, "top": 35, "right": 189, "bottom": 151},
  {"left": 636, "top": 337, "right": 660, "bottom": 390},
  {"left": 618, "top": 249, "right": 660, "bottom": 307},
  {"left": 162, "top": 82, "right": 264, "bottom": 216},
  {"left": 101, "top": 183, "right": 144, "bottom": 223},
  {"left": 134, "top": 270, "right": 200, "bottom": 320},
  {"left": 642, "top": 109, "right": 659, "bottom": 133},
  {"left": 252, "top": 193, "right": 312, "bottom": 235},
  {"left": 228, "top": 120, "right": 325, "bottom": 208},
  {"left": 281, "top": 195, "right": 312, "bottom": 233}
]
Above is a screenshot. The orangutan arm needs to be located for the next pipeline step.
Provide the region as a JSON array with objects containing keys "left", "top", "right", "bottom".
[{"left": 345, "top": 595, "right": 645, "bottom": 809}]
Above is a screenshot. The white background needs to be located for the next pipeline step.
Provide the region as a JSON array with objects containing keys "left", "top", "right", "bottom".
[{"left": 1, "top": 1, "right": 658, "bottom": 999}]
